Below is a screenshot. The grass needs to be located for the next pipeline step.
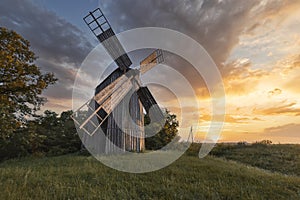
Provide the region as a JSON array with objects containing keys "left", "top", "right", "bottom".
[
  {"left": 0, "top": 151, "right": 300, "bottom": 199},
  {"left": 209, "top": 143, "right": 300, "bottom": 176}
]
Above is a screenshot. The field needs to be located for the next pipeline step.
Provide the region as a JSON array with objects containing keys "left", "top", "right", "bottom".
[
  {"left": 0, "top": 144, "right": 300, "bottom": 199},
  {"left": 209, "top": 143, "right": 300, "bottom": 176}
]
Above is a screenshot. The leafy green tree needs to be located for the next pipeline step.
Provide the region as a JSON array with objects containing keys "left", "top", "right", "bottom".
[
  {"left": 145, "top": 110, "right": 179, "bottom": 150},
  {"left": 32, "top": 110, "right": 81, "bottom": 156},
  {"left": 255, "top": 140, "right": 273, "bottom": 146},
  {"left": 0, "top": 27, "right": 57, "bottom": 137}
]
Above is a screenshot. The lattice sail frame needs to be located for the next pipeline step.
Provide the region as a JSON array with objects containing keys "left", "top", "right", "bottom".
[
  {"left": 72, "top": 71, "right": 141, "bottom": 136},
  {"left": 83, "top": 8, "right": 132, "bottom": 71},
  {"left": 140, "top": 49, "right": 164, "bottom": 74}
]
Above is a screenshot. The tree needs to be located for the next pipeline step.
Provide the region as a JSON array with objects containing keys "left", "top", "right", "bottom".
[
  {"left": 0, "top": 27, "right": 57, "bottom": 137},
  {"left": 255, "top": 140, "right": 273, "bottom": 145},
  {"left": 33, "top": 110, "right": 81, "bottom": 156},
  {"left": 145, "top": 110, "right": 179, "bottom": 150},
  {"left": 0, "top": 110, "right": 82, "bottom": 160}
]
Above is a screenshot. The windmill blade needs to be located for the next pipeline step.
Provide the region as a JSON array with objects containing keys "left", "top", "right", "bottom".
[
  {"left": 72, "top": 74, "right": 135, "bottom": 136},
  {"left": 71, "top": 99, "right": 109, "bottom": 136},
  {"left": 94, "top": 73, "right": 133, "bottom": 106},
  {"left": 140, "top": 49, "right": 164, "bottom": 74},
  {"left": 99, "top": 76, "right": 134, "bottom": 114},
  {"left": 137, "top": 86, "right": 165, "bottom": 123},
  {"left": 84, "top": 8, "right": 132, "bottom": 71}
]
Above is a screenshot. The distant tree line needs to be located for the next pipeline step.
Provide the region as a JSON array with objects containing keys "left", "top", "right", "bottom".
[{"left": 0, "top": 110, "right": 82, "bottom": 160}]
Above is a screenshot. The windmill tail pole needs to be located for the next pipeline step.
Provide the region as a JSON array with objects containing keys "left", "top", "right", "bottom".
[{"left": 188, "top": 126, "right": 194, "bottom": 144}]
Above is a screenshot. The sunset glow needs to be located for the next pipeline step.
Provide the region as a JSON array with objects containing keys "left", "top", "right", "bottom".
[{"left": 2, "top": 0, "right": 299, "bottom": 143}]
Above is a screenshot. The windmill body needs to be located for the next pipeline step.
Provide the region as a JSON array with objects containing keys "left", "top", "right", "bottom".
[
  {"left": 94, "top": 68, "right": 144, "bottom": 153},
  {"left": 72, "top": 8, "right": 164, "bottom": 154}
]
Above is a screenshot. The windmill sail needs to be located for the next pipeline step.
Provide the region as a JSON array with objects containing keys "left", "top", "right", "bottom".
[
  {"left": 137, "top": 86, "right": 165, "bottom": 124},
  {"left": 98, "top": 76, "right": 134, "bottom": 114},
  {"left": 72, "top": 99, "right": 108, "bottom": 136},
  {"left": 140, "top": 49, "right": 164, "bottom": 74},
  {"left": 73, "top": 70, "right": 142, "bottom": 136},
  {"left": 94, "top": 74, "right": 134, "bottom": 107},
  {"left": 84, "top": 8, "right": 132, "bottom": 71}
]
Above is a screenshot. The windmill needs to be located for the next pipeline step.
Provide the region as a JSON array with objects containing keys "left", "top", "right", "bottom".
[{"left": 72, "top": 8, "right": 165, "bottom": 154}]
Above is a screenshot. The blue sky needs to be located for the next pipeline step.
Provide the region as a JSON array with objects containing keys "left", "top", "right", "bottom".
[{"left": 38, "top": 0, "right": 99, "bottom": 30}]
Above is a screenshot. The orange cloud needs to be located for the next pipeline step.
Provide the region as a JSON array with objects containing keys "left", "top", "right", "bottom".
[
  {"left": 263, "top": 123, "right": 300, "bottom": 138},
  {"left": 274, "top": 54, "right": 300, "bottom": 74},
  {"left": 268, "top": 88, "right": 282, "bottom": 97},
  {"left": 253, "top": 101, "right": 300, "bottom": 116},
  {"left": 200, "top": 114, "right": 255, "bottom": 124},
  {"left": 284, "top": 73, "right": 300, "bottom": 93},
  {"left": 252, "top": 117, "right": 264, "bottom": 121},
  {"left": 221, "top": 59, "right": 268, "bottom": 96}
]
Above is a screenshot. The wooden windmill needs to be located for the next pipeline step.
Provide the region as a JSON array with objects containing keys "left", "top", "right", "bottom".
[{"left": 72, "top": 8, "right": 165, "bottom": 154}]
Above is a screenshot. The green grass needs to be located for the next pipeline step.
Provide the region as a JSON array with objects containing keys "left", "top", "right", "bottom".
[
  {"left": 0, "top": 153, "right": 300, "bottom": 199},
  {"left": 209, "top": 143, "right": 300, "bottom": 176}
]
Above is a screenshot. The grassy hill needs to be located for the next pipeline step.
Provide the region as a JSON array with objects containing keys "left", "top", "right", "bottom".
[
  {"left": 1, "top": 152, "right": 300, "bottom": 199},
  {"left": 209, "top": 143, "right": 300, "bottom": 176}
]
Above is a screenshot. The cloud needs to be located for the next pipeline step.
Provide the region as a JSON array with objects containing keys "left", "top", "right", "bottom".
[
  {"left": 96, "top": 0, "right": 265, "bottom": 103},
  {"left": 0, "top": 0, "right": 92, "bottom": 65},
  {"left": 253, "top": 101, "right": 300, "bottom": 116},
  {"left": 245, "top": 0, "right": 300, "bottom": 34},
  {"left": 101, "top": 0, "right": 260, "bottom": 67},
  {"left": 252, "top": 117, "right": 264, "bottom": 121},
  {"left": 268, "top": 88, "right": 282, "bottom": 97},
  {"left": 221, "top": 58, "right": 268, "bottom": 95},
  {"left": 1, "top": 0, "right": 299, "bottom": 114},
  {"left": 43, "top": 99, "right": 73, "bottom": 113},
  {"left": 0, "top": 0, "right": 93, "bottom": 102},
  {"left": 200, "top": 114, "right": 252, "bottom": 124},
  {"left": 99, "top": 0, "right": 300, "bottom": 102},
  {"left": 283, "top": 57, "right": 300, "bottom": 93},
  {"left": 101, "top": 0, "right": 300, "bottom": 65},
  {"left": 274, "top": 54, "right": 300, "bottom": 74},
  {"left": 263, "top": 123, "right": 300, "bottom": 138}
]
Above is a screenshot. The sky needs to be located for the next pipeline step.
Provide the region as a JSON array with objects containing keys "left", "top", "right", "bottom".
[{"left": 1, "top": 0, "right": 300, "bottom": 143}]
